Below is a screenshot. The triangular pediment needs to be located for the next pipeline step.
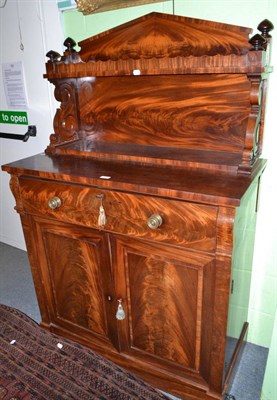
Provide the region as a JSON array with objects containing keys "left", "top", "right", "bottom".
[{"left": 78, "top": 12, "right": 252, "bottom": 62}]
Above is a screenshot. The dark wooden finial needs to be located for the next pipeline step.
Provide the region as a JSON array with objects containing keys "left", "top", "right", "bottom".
[
  {"left": 46, "top": 50, "right": 61, "bottom": 63},
  {"left": 63, "top": 37, "right": 77, "bottom": 53},
  {"left": 258, "top": 19, "right": 274, "bottom": 38},
  {"left": 249, "top": 34, "right": 267, "bottom": 51},
  {"left": 62, "top": 37, "right": 81, "bottom": 64}
]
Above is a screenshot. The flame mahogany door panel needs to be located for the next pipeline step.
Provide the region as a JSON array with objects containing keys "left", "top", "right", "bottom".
[
  {"left": 112, "top": 236, "right": 216, "bottom": 386},
  {"left": 29, "top": 216, "right": 120, "bottom": 353}
]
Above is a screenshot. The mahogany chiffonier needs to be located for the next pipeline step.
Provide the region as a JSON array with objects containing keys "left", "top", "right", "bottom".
[{"left": 2, "top": 13, "right": 274, "bottom": 400}]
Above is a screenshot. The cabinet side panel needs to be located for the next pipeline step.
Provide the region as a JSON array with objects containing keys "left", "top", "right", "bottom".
[
  {"left": 227, "top": 177, "right": 260, "bottom": 339},
  {"left": 221, "top": 176, "right": 261, "bottom": 387}
]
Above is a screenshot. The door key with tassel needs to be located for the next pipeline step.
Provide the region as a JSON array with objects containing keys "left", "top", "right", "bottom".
[
  {"left": 116, "top": 299, "right": 126, "bottom": 320},
  {"left": 96, "top": 194, "right": 107, "bottom": 229}
]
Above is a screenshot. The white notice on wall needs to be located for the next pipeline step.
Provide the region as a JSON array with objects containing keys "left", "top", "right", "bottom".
[{"left": 2, "top": 62, "right": 28, "bottom": 109}]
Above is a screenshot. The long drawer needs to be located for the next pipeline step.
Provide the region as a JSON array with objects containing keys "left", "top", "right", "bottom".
[{"left": 19, "top": 177, "right": 217, "bottom": 251}]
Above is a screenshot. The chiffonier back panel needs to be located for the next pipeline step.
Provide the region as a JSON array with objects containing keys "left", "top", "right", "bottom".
[{"left": 75, "top": 74, "right": 250, "bottom": 151}]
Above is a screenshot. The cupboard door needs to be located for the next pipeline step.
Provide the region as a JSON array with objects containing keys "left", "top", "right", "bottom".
[
  {"left": 30, "top": 216, "right": 119, "bottom": 351},
  {"left": 112, "top": 237, "right": 215, "bottom": 379}
]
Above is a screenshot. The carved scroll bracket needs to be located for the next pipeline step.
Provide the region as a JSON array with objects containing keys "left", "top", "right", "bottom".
[
  {"left": 46, "top": 80, "right": 79, "bottom": 152},
  {"left": 239, "top": 75, "right": 262, "bottom": 174},
  {"left": 9, "top": 175, "right": 24, "bottom": 213}
]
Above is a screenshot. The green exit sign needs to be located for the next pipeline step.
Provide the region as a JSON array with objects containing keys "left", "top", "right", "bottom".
[{"left": 0, "top": 111, "right": 28, "bottom": 125}]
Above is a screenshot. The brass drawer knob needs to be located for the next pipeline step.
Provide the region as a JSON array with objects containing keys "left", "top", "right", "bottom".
[
  {"left": 48, "top": 196, "right": 62, "bottom": 210},
  {"left": 147, "top": 214, "right": 163, "bottom": 230}
]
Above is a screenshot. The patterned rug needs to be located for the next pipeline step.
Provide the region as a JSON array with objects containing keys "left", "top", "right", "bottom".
[{"left": 0, "top": 304, "right": 169, "bottom": 400}]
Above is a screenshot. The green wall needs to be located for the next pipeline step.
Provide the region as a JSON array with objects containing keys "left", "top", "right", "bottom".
[
  {"left": 261, "top": 309, "right": 277, "bottom": 400},
  {"left": 61, "top": 1, "right": 277, "bottom": 397},
  {"left": 227, "top": 178, "right": 260, "bottom": 339}
]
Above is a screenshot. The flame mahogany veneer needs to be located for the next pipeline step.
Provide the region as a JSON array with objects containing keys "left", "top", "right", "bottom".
[{"left": 2, "top": 12, "right": 274, "bottom": 400}]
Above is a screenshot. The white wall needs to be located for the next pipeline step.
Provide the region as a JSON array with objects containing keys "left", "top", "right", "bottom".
[{"left": 0, "top": 0, "right": 63, "bottom": 249}]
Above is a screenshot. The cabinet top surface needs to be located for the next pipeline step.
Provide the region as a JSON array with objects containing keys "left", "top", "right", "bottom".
[{"left": 2, "top": 153, "right": 266, "bottom": 207}]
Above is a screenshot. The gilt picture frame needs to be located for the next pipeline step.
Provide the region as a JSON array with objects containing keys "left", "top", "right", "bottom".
[{"left": 75, "top": 0, "right": 170, "bottom": 15}]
